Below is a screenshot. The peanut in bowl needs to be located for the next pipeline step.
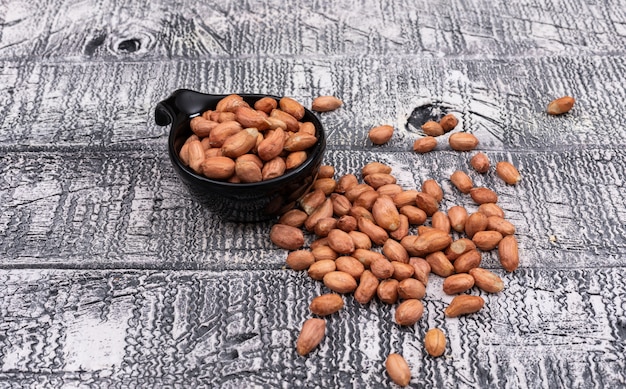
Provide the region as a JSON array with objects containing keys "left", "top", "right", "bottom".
[{"left": 155, "top": 89, "right": 326, "bottom": 222}]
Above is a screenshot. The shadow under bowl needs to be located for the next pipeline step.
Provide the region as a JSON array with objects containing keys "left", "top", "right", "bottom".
[{"left": 155, "top": 89, "right": 326, "bottom": 222}]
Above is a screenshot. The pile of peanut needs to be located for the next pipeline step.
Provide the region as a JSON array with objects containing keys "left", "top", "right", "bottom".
[
  {"left": 270, "top": 95, "right": 573, "bottom": 386},
  {"left": 177, "top": 94, "right": 340, "bottom": 182}
]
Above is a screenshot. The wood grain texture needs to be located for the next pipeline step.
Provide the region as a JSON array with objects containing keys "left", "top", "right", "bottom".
[
  {"left": 1, "top": 0, "right": 626, "bottom": 387},
  {"left": 1, "top": 0, "right": 625, "bottom": 59},
  {"left": 0, "top": 269, "right": 623, "bottom": 388},
  {"left": 0, "top": 57, "right": 625, "bottom": 151},
  {"left": 1, "top": 149, "right": 625, "bottom": 269}
]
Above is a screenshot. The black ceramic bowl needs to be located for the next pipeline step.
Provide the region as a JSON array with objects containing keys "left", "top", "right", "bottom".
[{"left": 155, "top": 89, "right": 326, "bottom": 222}]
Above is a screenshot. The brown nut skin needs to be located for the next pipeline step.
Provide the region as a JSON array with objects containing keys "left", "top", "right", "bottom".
[
  {"left": 415, "top": 192, "right": 439, "bottom": 216},
  {"left": 470, "top": 187, "right": 498, "bottom": 204},
  {"left": 391, "top": 262, "right": 415, "bottom": 281},
  {"left": 424, "top": 328, "right": 446, "bottom": 357},
  {"left": 496, "top": 161, "right": 522, "bottom": 185},
  {"left": 298, "top": 121, "right": 315, "bottom": 135},
  {"left": 345, "top": 183, "right": 376, "bottom": 202},
  {"left": 309, "top": 237, "right": 329, "bottom": 250},
  {"left": 312, "top": 245, "right": 338, "bottom": 262},
  {"left": 270, "top": 108, "right": 299, "bottom": 132},
  {"left": 186, "top": 139, "right": 205, "bottom": 173},
  {"left": 383, "top": 239, "right": 409, "bottom": 263},
  {"left": 285, "top": 151, "right": 308, "bottom": 170},
  {"left": 400, "top": 205, "right": 427, "bottom": 225},
  {"left": 394, "top": 298, "right": 424, "bottom": 326},
  {"left": 547, "top": 96, "right": 575, "bottom": 115},
  {"left": 385, "top": 353, "right": 411, "bottom": 387},
  {"left": 413, "top": 136, "right": 437, "bottom": 153},
  {"left": 312, "top": 96, "right": 343, "bottom": 112},
  {"left": 327, "top": 229, "right": 356, "bottom": 254},
  {"left": 487, "top": 216, "right": 516, "bottom": 236},
  {"left": 364, "top": 173, "right": 397, "bottom": 189},
  {"left": 348, "top": 231, "right": 372, "bottom": 250},
  {"left": 368, "top": 125, "right": 394, "bottom": 145},
  {"left": 449, "top": 133, "right": 479, "bottom": 151},
  {"left": 400, "top": 230, "right": 452, "bottom": 257},
  {"left": 358, "top": 217, "right": 389, "bottom": 246},
  {"left": 350, "top": 206, "right": 374, "bottom": 223},
  {"left": 215, "top": 94, "right": 249, "bottom": 112},
  {"left": 309, "top": 294, "right": 344, "bottom": 316},
  {"left": 470, "top": 267, "right": 505, "bottom": 293},
  {"left": 277, "top": 209, "right": 309, "bottom": 228},
  {"left": 447, "top": 205, "right": 468, "bottom": 233},
  {"left": 190, "top": 116, "right": 218, "bottom": 138},
  {"left": 370, "top": 256, "right": 395, "bottom": 280},
  {"left": 270, "top": 224, "right": 304, "bottom": 250},
  {"left": 409, "top": 257, "right": 431, "bottom": 285},
  {"left": 313, "top": 217, "right": 338, "bottom": 237},
  {"left": 305, "top": 198, "right": 334, "bottom": 231},
  {"left": 389, "top": 214, "right": 410, "bottom": 241},
  {"left": 446, "top": 238, "right": 477, "bottom": 261},
  {"left": 323, "top": 271, "right": 358, "bottom": 294},
  {"left": 422, "top": 179, "right": 443, "bottom": 202},
  {"left": 335, "top": 256, "right": 365, "bottom": 280},
  {"left": 421, "top": 120, "right": 444, "bottom": 137},
  {"left": 318, "top": 165, "right": 335, "bottom": 179},
  {"left": 397, "top": 278, "right": 426, "bottom": 300},
  {"left": 478, "top": 203, "right": 505, "bottom": 218},
  {"left": 235, "top": 158, "right": 263, "bottom": 183},
  {"left": 300, "top": 189, "right": 327, "bottom": 215},
  {"left": 498, "top": 235, "right": 520, "bottom": 272},
  {"left": 362, "top": 162, "right": 393, "bottom": 176},
  {"left": 296, "top": 318, "right": 326, "bottom": 356},
  {"left": 208, "top": 121, "right": 243, "bottom": 148},
  {"left": 443, "top": 273, "right": 475, "bottom": 295},
  {"left": 352, "top": 248, "right": 384, "bottom": 268},
  {"left": 453, "top": 249, "right": 482, "bottom": 274},
  {"left": 201, "top": 156, "right": 237, "bottom": 180},
  {"left": 378, "top": 184, "right": 404, "bottom": 197},
  {"left": 279, "top": 96, "right": 305, "bottom": 120},
  {"left": 234, "top": 106, "right": 270, "bottom": 130},
  {"left": 432, "top": 211, "right": 451, "bottom": 234},
  {"left": 308, "top": 259, "right": 336, "bottom": 280},
  {"left": 377, "top": 279, "right": 400, "bottom": 304},
  {"left": 354, "top": 270, "right": 380, "bottom": 304},
  {"left": 472, "top": 230, "right": 503, "bottom": 251},
  {"left": 439, "top": 113, "right": 458, "bottom": 132},
  {"left": 470, "top": 152, "right": 490, "bottom": 173},
  {"left": 337, "top": 215, "right": 358, "bottom": 233},
  {"left": 444, "top": 295, "right": 485, "bottom": 317},
  {"left": 426, "top": 251, "right": 455, "bottom": 277},
  {"left": 450, "top": 170, "right": 473, "bottom": 194},
  {"left": 331, "top": 193, "right": 352, "bottom": 216},
  {"left": 286, "top": 250, "right": 315, "bottom": 271},
  {"left": 393, "top": 190, "right": 418, "bottom": 208},
  {"left": 254, "top": 96, "right": 278, "bottom": 114},
  {"left": 313, "top": 177, "right": 337, "bottom": 196},
  {"left": 354, "top": 190, "right": 379, "bottom": 210},
  {"left": 465, "top": 212, "right": 489, "bottom": 239}
]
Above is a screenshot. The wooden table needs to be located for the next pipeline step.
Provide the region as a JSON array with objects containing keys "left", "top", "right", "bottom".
[{"left": 1, "top": 0, "right": 625, "bottom": 387}]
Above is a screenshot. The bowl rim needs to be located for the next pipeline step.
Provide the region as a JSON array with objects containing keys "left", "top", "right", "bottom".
[{"left": 164, "top": 91, "right": 327, "bottom": 190}]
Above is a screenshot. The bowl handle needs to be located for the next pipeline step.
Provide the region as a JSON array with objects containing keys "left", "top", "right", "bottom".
[{"left": 155, "top": 89, "right": 224, "bottom": 126}]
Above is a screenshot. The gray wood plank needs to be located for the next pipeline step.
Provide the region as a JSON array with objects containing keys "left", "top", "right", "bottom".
[
  {"left": 0, "top": 268, "right": 623, "bottom": 388},
  {"left": 1, "top": 0, "right": 625, "bottom": 60},
  {"left": 1, "top": 148, "right": 625, "bottom": 269},
  {"left": 0, "top": 56, "right": 624, "bottom": 152}
]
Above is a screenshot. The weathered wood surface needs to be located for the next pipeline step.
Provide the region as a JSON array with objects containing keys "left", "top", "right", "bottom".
[{"left": 1, "top": 0, "right": 626, "bottom": 387}]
